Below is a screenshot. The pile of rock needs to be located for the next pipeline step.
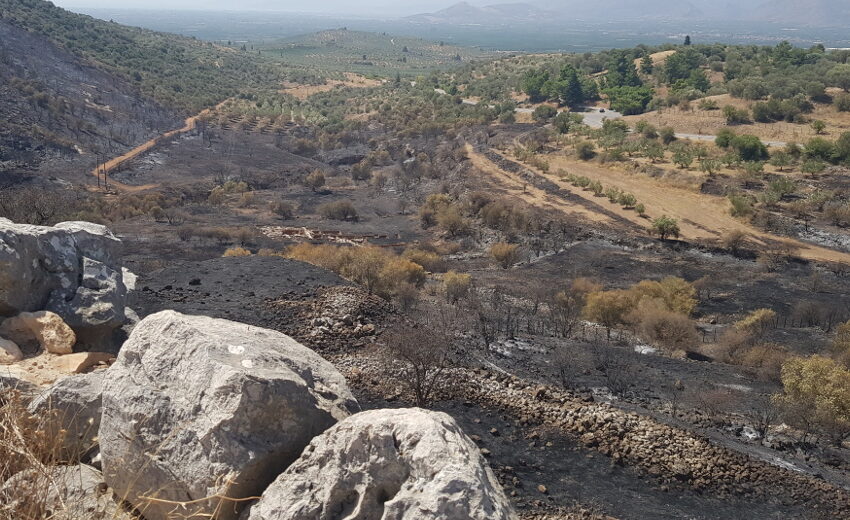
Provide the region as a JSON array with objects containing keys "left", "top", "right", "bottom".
[
  {"left": 340, "top": 358, "right": 850, "bottom": 516},
  {"left": 5, "top": 310, "right": 517, "bottom": 520},
  {"left": 302, "top": 286, "right": 390, "bottom": 342},
  {"left": 0, "top": 219, "right": 132, "bottom": 388}
]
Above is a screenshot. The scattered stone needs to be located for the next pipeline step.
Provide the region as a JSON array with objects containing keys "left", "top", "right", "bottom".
[
  {"left": 245, "top": 408, "right": 517, "bottom": 520},
  {"left": 537, "top": 484, "right": 548, "bottom": 494},
  {"left": 100, "top": 310, "right": 358, "bottom": 520},
  {"left": 0, "top": 311, "right": 76, "bottom": 355}
]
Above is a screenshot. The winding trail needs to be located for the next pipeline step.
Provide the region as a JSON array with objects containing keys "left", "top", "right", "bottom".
[{"left": 90, "top": 99, "right": 230, "bottom": 192}]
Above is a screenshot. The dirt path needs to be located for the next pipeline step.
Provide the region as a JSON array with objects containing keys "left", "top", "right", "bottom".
[
  {"left": 90, "top": 100, "right": 230, "bottom": 192},
  {"left": 465, "top": 144, "right": 618, "bottom": 226},
  {"left": 469, "top": 145, "right": 850, "bottom": 265}
]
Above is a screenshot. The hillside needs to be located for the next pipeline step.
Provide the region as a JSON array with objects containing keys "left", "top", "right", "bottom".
[
  {"left": 0, "top": 0, "right": 287, "bottom": 113},
  {"left": 0, "top": 16, "right": 177, "bottom": 173},
  {"left": 0, "top": 0, "right": 292, "bottom": 173}
]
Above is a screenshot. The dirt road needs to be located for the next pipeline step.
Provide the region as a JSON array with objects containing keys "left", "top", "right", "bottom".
[{"left": 90, "top": 100, "right": 230, "bottom": 192}]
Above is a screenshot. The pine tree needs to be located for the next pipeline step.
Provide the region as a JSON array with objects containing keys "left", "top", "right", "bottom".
[{"left": 640, "top": 54, "right": 653, "bottom": 75}]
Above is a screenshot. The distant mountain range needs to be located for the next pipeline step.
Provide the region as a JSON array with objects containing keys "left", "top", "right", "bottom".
[{"left": 405, "top": 0, "right": 850, "bottom": 26}]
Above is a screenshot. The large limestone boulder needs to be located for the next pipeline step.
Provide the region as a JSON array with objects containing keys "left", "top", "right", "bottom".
[
  {"left": 246, "top": 408, "right": 518, "bottom": 520},
  {"left": 100, "top": 311, "right": 358, "bottom": 520},
  {"left": 0, "top": 311, "right": 76, "bottom": 355},
  {"left": 0, "top": 464, "right": 129, "bottom": 520},
  {"left": 28, "top": 371, "right": 104, "bottom": 459},
  {"left": 0, "top": 219, "right": 126, "bottom": 340}
]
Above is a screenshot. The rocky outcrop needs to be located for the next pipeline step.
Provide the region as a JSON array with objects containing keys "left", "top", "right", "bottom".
[
  {"left": 246, "top": 408, "right": 517, "bottom": 520},
  {"left": 0, "top": 464, "right": 129, "bottom": 520},
  {"left": 0, "top": 219, "right": 126, "bottom": 341},
  {"left": 28, "top": 371, "right": 104, "bottom": 459},
  {"left": 0, "top": 311, "right": 76, "bottom": 355},
  {"left": 99, "top": 311, "right": 358, "bottom": 520}
]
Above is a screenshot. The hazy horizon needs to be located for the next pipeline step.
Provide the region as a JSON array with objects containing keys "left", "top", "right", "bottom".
[
  {"left": 52, "top": 0, "right": 465, "bottom": 16},
  {"left": 52, "top": 0, "right": 766, "bottom": 18}
]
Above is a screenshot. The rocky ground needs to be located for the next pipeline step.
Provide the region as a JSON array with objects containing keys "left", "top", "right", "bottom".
[{"left": 124, "top": 254, "right": 850, "bottom": 519}]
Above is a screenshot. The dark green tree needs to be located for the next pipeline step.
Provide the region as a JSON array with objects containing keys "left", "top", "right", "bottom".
[
  {"left": 664, "top": 48, "right": 703, "bottom": 84},
  {"left": 553, "top": 64, "right": 585, "bottom": 107},
  {"left": 522, "top": 69, "right": 551, "bottom": 103},
  {"left": 606, "top": 52, "right": 642, "bottom": 88},
  {"left": 640, "top": 54, "right": 654, "bottom": 75}
]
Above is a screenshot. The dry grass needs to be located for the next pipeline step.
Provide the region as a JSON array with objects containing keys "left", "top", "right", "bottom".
[
  {"left": 623, "top": 91, "right": 850, "bottom": 144},
  {"left": 480, "top": 145, "right": 850, "bottom": 264},
  {"left": 0, "top": 390, "right": 260, "bottom": 520},
  {"left": 0, "top": 390, "right": 85, "bottom": 519},
  {"left": 280, "top": 73, "right": 382, "bottom": 100}
]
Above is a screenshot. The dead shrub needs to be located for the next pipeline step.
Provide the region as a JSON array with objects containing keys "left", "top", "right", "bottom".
[
  {"left": 236, "top": 191, "right": 255, "bottom": 208},
  {"left": 303, "top": 170, "right": 326, "bottom": 192},
  {"left": 721, "top": 229, "right": 748, "bottom": 253},
  {"left": 382, "top": 326, "right": 454, "bottom": 406},
  {"left": 735, "top": 308, "right": 776, "bottom": 340},
  {"left": 443, "top": 270, "right": 472, "bottom": 303},
  {"left": 402, "top": 248, "right": 447, "bottom": 273},
  {"left": 285, "top": 244, "right": 426, "bottom": 298},
  {"left": 436, "top": 206, "right": 470, "bottom": 237},
  {"left": 269, "top": 200, "right": 294, "bottom": 219},
  {"left": 490, "top": 242, "right": 522, "bottom": 269},
  {"left": 378, "top": 258, "right": 427, "bottom": 297},
  {"left": 222, "top": 247, "right": 251, "bottom": 257},
  {"left": 703, "top": 327, "right": 751, "bottom": 363},
  {"left": 738, "top": 343, "right": 790, "bottom": 382},
  {"left": 394, "top": 283, "right": 420, "bottom": 312},
  {"left": 319, "top": 200, "right": 359, "bottom": 221},
  {"left": 629, "top": 300, "right": 698, "bottom": 351}
]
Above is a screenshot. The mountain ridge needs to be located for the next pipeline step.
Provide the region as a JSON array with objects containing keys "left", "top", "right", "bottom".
[{"left": 406, "top": 0, "right": 850, "bottom": 25}]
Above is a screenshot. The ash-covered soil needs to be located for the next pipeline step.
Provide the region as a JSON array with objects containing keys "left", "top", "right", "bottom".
[
  {"left": 356, "top": 395, "right": 817, "bottom": 520},
  {"left": 130, "top": 255, "right": 348, "bottom": 328}
]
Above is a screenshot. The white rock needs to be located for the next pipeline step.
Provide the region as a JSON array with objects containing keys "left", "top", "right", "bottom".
[
  {"left": 28, "top": 371, "right": 104, "bottom": 458},
  {"left": 100, "top": 311, "right": 358, "bottom": 520},
  {"left": 0, "top": 337, "right": 22, "bottom": 364},
  {"left": 246, "top": 408, "right": 517, "bottom": 520},
  {"left": 0, "top": 464, "right": 129, "bottom": 520},
  {"left": 0, "top": 219, "right": 126, "bottom": 340}
]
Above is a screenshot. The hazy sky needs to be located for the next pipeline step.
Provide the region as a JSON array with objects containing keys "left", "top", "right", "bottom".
[
  {"left": 53, "top": 0, "right": 466, "bottom": 16},
  {"left": 54, "top": 0, "right": 760, "bottom": 17}
]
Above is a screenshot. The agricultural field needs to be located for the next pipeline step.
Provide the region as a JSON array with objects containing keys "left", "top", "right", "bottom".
[{"left": 262, "top": 29, "right": 491, "bottom": 78}]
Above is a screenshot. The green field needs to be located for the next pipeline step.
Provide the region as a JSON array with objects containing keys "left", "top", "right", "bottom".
[{"left": 261, "top": 29, "right": 491, "bottom": 78}]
